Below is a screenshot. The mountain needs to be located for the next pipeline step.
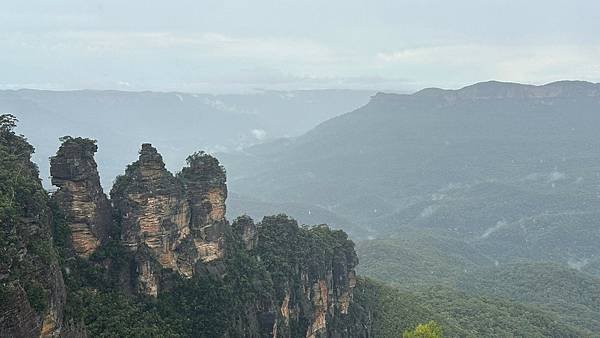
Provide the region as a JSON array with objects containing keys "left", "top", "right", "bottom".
[
  {"left": 220, "top": 80, "right": 600, "bottom": 270},
  {"left": 0, "top": 88, "right": 372, "bottom": 187},
  {"left": 3, "top": 108, "right": 598, "bottom": 336}
]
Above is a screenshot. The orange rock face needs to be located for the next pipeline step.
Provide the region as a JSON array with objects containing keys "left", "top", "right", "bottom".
[
  {"left": 111, "top": 145, "right": 230, "bottom": 296},
  {"left": 50, "top": 137, "right": 112, "bottom": 258},
  {"left": 207, "top": 187, "right": 226, "bottom": 222}
]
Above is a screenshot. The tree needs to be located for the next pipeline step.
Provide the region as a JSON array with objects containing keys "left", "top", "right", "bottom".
[
  {"left": 403, "top": 321, "right": 443, "bottom": 338},
  {"left": 0, "top": 114, "right": 18, "bottom": 133}
]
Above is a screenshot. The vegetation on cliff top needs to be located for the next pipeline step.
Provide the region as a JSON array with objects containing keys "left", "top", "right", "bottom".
[{"left": 0, "top": 114, "right": 60, "bottom": 317}]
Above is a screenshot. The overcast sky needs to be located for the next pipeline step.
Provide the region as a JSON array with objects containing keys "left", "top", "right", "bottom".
[{"left": 2, "top": 0, "right": 599, "bottom": 93}]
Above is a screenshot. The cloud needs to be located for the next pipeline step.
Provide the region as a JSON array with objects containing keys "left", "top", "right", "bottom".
[
  {"left": 481, "top": 220, "right": 508, "bottom": 239},
  {"left": 251, "top": 129, "right": 267, "bottom": 140},
  {"left": 376, "top": 44, "right": 600, "bottom": 85},
  {"left": 2, "top": 29, "right": 600, "bottom": 92},
  {"left": 0, "top": 31, "right": 339, "bottom": 65},
  {"left": 420, "top": 205, "right": 439, "bottom": 218}
]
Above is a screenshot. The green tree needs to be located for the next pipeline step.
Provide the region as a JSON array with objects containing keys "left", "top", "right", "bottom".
[{"left": 403, "top": 321, "right": 443, "bottom": 338}]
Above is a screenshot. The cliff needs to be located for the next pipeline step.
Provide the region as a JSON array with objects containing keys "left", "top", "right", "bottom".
[
  {"left": 50, "top": 137, "right": 112, "bottom": 258},
  {"left": 110, "top": 143, "right": 194, "bottom": 296},
  {"left": 247, "top": 215, "right": 362, "bottom": 338},
  {"left": 1, "top": 117, "right": 368, "bottom": 337},
  {"left": 109, "top": 144, "right": 231, "bottom": 296},
  {"left": 0, "top": 115, "right": 67, "bottom": 337},
  {"left": 108, "top": 144, "right": 366, "bottom": 336},
  {"left": 178, "top": 152, "right": 228, "bottom": 273}
]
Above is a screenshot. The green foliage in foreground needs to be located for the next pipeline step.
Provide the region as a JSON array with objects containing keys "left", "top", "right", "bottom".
[
  {"left": 403, "top": 321, "right": 443, "bottom": 338},
  {"left": 352, "top": 278, "right": 462, "bottom": 337}
]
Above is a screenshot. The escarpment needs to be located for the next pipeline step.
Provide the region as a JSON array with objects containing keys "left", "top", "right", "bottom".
[{"left": 50, "top": 136, "right": 112, "bottom": 258}]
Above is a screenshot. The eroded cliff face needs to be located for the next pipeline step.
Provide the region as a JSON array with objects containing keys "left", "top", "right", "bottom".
[
  {"left": 178, "top": 152, "right": 228, "bottom": 270},
  {"left": 104, "top": 142, "right": 362, "bottom": 334},
  {"left": 250, "top": 216, "right": 361, "bottom": 338},
  {"left": 110, "top": 145, "right": 230, "bottom": 295},
  {"left": 50, "top": 137, "right": 112, "bottom": 258},
  {"left": 3, "top": 113, "right": 369, "bottom": 337},
  {"left": 0, "top": 117, "right": 67, "bottom": 337},
  {"left": 40, "top": 135, "right": 366, "bottom": 336},
  {"left": 110, "top": 144, "right": 193, "bottom": 295}
]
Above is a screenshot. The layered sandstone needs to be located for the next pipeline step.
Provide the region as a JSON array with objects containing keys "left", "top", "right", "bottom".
[
  {"left": 178, "top": 152, "right": 228, "bottom": 265},
  {"left": 50, "top": 137, "right": 112, "bottom": 258},
  {"left": 110, "top": 145, "right": 231, "bottom": 295},
  {"left": 110, "top": 144, "right": 192, "bottom": 294}
]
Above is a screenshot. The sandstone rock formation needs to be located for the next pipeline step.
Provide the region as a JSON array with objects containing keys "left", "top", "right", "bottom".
[
  {"left": 50, "top": 136, "right": 113, "bottom": 258},
  {"left": 4, "top": 116, "right": 367, "bottom": 337},
  {"left": 107, "top": 144, "right": 362, "bottom": 333},
  {"left": 110, "top": 143, "right": 192, "bottom": 295},
  {"left": 110, "top": 145, "right": 230, "bottom": 295},
  {"left": 178, "top": 152, "right": 228, "bottom": 269}
]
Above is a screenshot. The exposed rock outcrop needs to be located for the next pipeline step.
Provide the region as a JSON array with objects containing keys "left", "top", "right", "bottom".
[
  {"left": 110, "top": 144, "right": 192, "bottom": 295},
  {"left": 178, "top": 152, "right": 228, "bottom": 268},
  {"left": 4, "top": 114, "right": 368, "bottom": 337},
  {"left": 107, "top": 143, "right": 362, "bottom": 333},
  {"left": 110, "top": 145, "right": 231, "bottom": 295},
  {"left": 50, "top": 137, "right": 112, "bottom": 258}
]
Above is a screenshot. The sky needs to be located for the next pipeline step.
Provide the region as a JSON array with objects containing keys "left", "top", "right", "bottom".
[{"left": 1, "top": 0, "right": 600, "bottom": 93}]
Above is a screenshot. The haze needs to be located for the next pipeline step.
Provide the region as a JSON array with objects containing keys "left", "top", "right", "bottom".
[
  {"left": 2, "top": 2, "right": 600, "bottom": 337},
  {"left": 2, "top": 0, "right": 600, "bottom": 92}
]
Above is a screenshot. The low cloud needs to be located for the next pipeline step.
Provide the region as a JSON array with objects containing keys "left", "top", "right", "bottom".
[
  {"left": 481, "top": 220, "right": 508, "bottom": 239},
  {"left": 251, "top": 129, "right": 267, "bottom": 141}
]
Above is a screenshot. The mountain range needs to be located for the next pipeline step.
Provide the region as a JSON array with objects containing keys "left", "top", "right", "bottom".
[{"left": 0, "top": 88, "right": 373, "bottom": 187}]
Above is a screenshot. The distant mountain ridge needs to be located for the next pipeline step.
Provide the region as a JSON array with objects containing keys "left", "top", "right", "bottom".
[
  {"left": 221, "top": 80, "right": 600, "bottom": 273},
  {"left": 412, "top": 80, "right": 600, "bottom": 99},
  {"left": 0, "top": 88, "right": 373, "bottom": 187}
]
